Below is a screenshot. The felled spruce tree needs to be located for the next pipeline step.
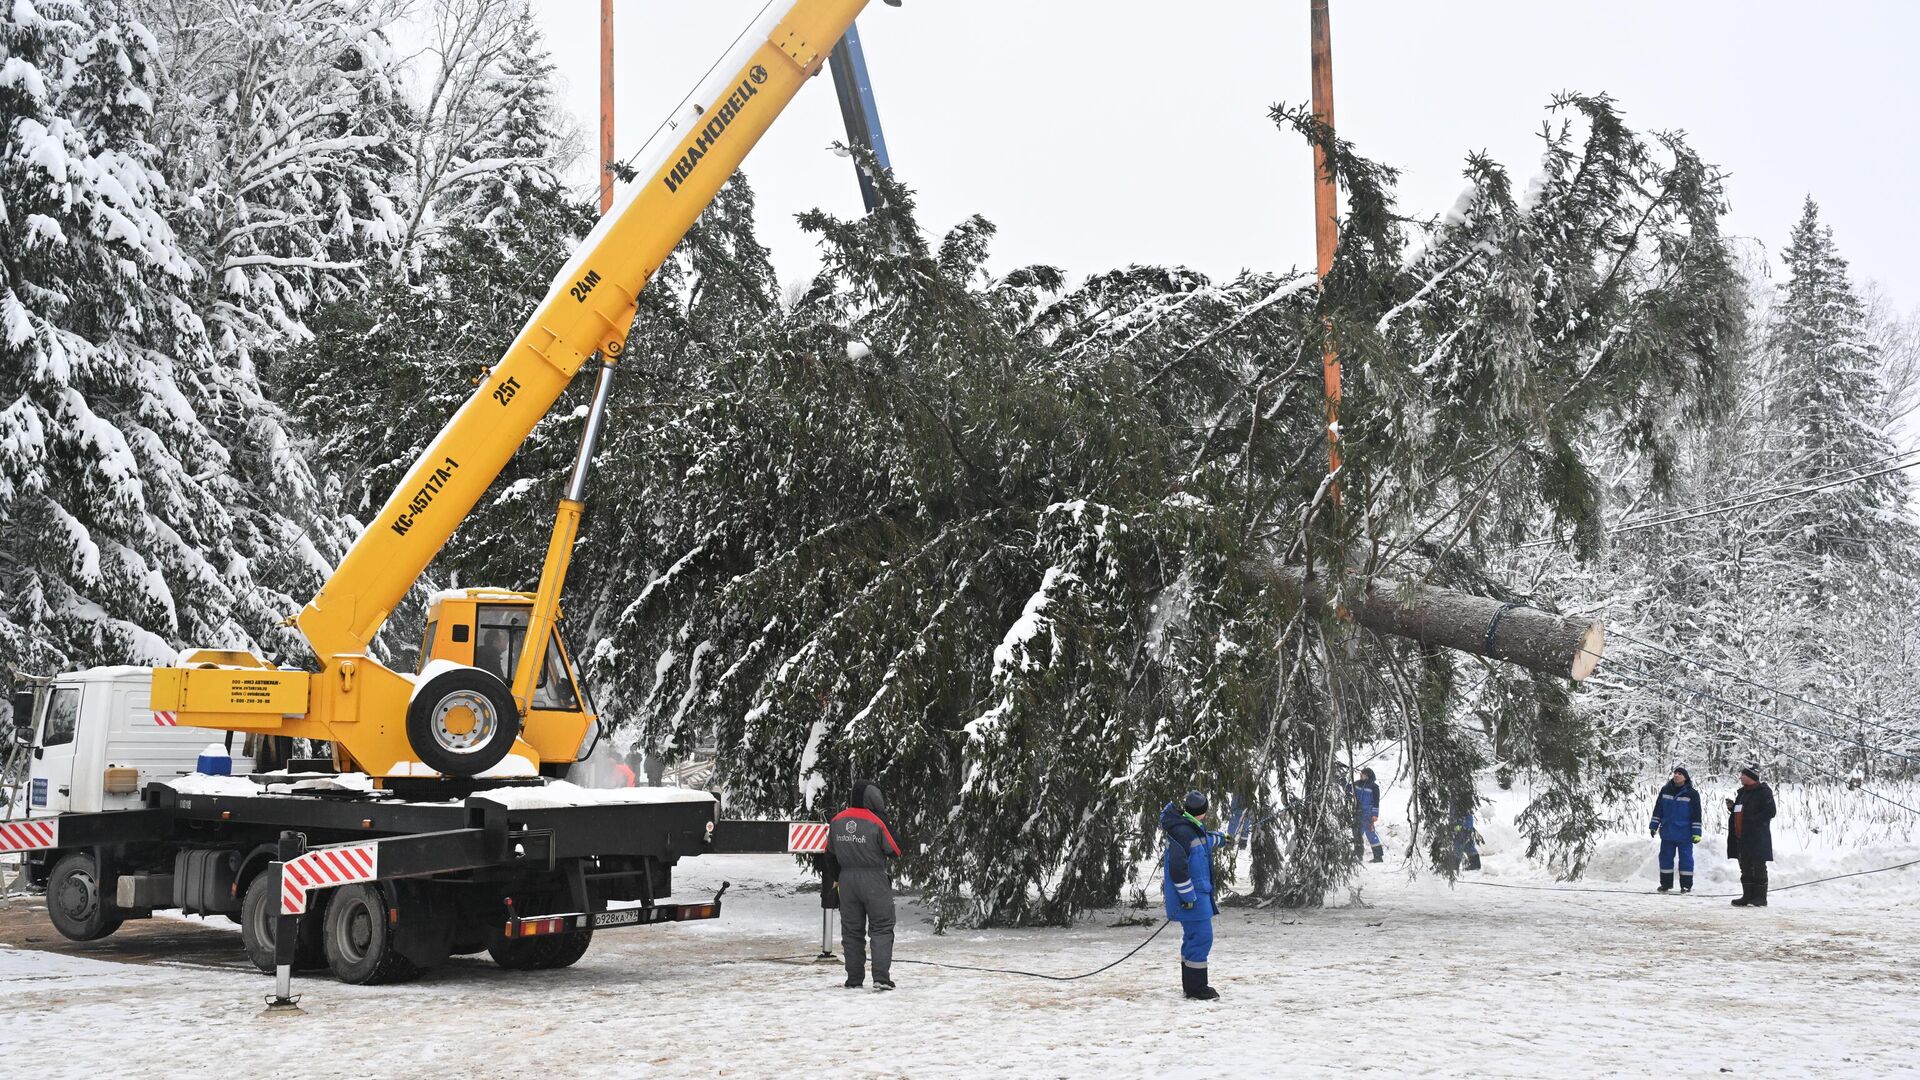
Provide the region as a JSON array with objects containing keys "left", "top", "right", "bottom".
[{"left": 589, "top": 92, "right": 1743, "bottom": 923}]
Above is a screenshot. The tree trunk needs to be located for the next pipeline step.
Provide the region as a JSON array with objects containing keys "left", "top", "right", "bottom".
[{"left": 1260, "top": 565, "right": 1604, "bottom": 682}]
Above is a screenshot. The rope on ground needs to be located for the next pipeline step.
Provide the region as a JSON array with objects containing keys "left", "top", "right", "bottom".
[
  {"left": 892, "top": 919, "right": 1174, "bottom": 982},
  {"left": 1457, "top": 856, "right": 1920, "bottom": 900}
]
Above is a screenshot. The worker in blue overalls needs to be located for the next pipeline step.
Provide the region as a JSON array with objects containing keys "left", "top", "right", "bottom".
[
  {"left": 1160, "top": 790, "right": 1225, "bottom": 1001},
  {"left": 1648, "top": 764, "right": 1703, "bottom": 893},
  {"left": 1346, "top": 767, "right": 1383, "bottom": 863}
]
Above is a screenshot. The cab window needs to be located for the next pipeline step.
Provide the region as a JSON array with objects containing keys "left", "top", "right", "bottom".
[
  {"left": 41, "top": 687, "right": 79, "bottom": 748},
  {"left": 474, "top": 605, "right": 580, "bottom": 711}
]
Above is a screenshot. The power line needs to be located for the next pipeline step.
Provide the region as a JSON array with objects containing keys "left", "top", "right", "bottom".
[
  {"left": 1519, "top": 456, "right": 1920, "bottom": 548},
  {"left": 1598, "top": 660, "right": 1920, "bottom": 815},
  {"left": 615, "top": 0, "right": 779, "bottom": 177},
  {"left": 1599, "top": 653, "right": 1920, "bottom": 769},
  {"left": 1609, "top": 628, "right": 1920, "bottom": 745},
  {"left": 1607, "top": 446, "right": 1920, "bottom": 530}
]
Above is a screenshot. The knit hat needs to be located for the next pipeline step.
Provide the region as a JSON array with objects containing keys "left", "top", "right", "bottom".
[
  {"left": 1671, "top": 764, "right": 1692, "bottom": 783},
  {"left": 1182, "top": 790, "right": 1210, "bottom": 816},
  {"left": 1739, "top": 764, "right": 1761, "bottom": 782}
]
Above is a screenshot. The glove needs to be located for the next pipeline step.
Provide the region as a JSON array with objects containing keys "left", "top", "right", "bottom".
[
  {"left": 1692, "top": 835, "right": 1702, "bottom": 844},
  {"left": 1180, "top": 899, "right": 1195, "bottom": 911},
  {"left": 1649, "top": 825, "right": 1659, "bottom": 837}
]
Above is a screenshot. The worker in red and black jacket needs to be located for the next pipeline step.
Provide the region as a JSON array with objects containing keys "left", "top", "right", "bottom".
[{"left": 826, "top": 779, "right": 903, "bottom": 990}]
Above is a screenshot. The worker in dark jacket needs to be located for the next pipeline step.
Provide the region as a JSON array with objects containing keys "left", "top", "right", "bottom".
[
  {"left": 1344, "top": 768, "right": 1383, "bottom": 863},
  {"left": 1648, "top": 765, "right": 1703, "bottom": 893},
  {"left": 826, "top": 779, "right": 903, "bottom": 989},
  {"left": 1161, "top": 790, "right": 1225, "bottom": 1001},
  {"left": 1727, "top": 765, "right": 1776, "bottom": 907}
]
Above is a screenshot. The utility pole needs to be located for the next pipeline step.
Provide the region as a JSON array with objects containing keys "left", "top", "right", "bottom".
[
  {"left": 1309, "top": 0, "right": 1340, "bottom": 504},
  {"left": 599, "top": 0, "right": 615, "bottom": 215}
]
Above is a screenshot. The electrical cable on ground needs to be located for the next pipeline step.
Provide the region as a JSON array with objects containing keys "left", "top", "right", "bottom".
[
  {"left": 1451, "top": 853, "right": 1920, "bottom": 895},
  {"left": 892, "top": 919, "right": 1174, "bottom": 982}
]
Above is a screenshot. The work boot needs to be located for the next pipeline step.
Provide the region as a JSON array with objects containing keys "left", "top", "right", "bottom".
[
  {"left": 1370, "top": 844, "right": 1385, "bottom": 864},
  {"left": 1658, "top": 871, "right": 1673, "bottom": 893},
  {"left": 1731, "top": 876, "right": 1752, "bottom": 907},
  {"left": 844, "top": 976, "right": 864, "bottom": 988},
  {"left": 1679, "top": 875, "right": 1693, "bottom": 895},
  {"left": 873, "top": 977, "right": 896, "bottom": 991},
  {"left": 1463, "top": 852, "right": 1482, "bottom": 871},
  {"left": 1181, "top": 964, "right": 1220, "bottom": 1001}
]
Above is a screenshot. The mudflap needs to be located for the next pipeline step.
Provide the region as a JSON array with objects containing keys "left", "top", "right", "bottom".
[{"left": 390, "top": 879, "right": 454, "bottom": 971}]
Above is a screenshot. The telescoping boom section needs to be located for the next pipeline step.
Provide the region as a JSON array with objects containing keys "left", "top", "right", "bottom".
[{"left": 149, "top": 0, "right": 878, "bottom": 780}]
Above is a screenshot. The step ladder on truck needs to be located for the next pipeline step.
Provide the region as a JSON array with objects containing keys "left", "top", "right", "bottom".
[{"left": 0, "top": 0, "right": 882, "bottom": 990}]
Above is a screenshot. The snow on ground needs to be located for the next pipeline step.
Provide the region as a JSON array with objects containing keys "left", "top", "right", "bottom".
[{"left": 2, "top": 775, "right": 1917, "bottom": 1078}]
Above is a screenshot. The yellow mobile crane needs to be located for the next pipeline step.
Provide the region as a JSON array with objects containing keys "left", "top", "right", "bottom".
[{"left": 151, "top": 0, "right": 886, "bottom": 781}]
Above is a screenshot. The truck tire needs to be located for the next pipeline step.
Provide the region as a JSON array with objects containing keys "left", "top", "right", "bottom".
[
  {"left": 405, "top": 667, "right": 521, "bottom": 777},
  {"left": 541, "top": 929, "right": 593, "bottom": 969},
  {"left": 486, "top": 933, "right": 560, "bottom": 970},
  {"left": 322, "top": 883, "right": 419, "bottom": 985},
  {"left": 240, "top": 872, "right": 327, "bottom": 973},
  {"left": 486, "top": 925, "right": 591, "bottom": 970},
  {"left": 47, "top": 853, "right": 122, "bottom": 942}
]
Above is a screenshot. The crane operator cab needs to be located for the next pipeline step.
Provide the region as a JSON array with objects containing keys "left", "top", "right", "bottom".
[{"left": 416, "top": 589, "right": 601, "bottom": 779}]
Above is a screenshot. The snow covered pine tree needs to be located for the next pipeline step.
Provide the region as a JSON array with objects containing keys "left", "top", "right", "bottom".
[{"left": 1, "top": 1, "right": 328, "bottom": 698}]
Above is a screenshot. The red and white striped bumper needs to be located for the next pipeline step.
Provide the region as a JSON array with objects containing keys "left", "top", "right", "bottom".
[
  {"left": 787, "top": 822, "right": 828, "bottom": 853},
  {"left": 280, "top": 842, "right": 379, "bottom": 915},
  {"left": 0, "top": 818, "right": 58, "bottom": 853}
]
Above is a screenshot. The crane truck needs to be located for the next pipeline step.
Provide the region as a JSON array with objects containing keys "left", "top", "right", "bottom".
[{"left": 0, "top": 0, "right": 886, "bottom": 987}]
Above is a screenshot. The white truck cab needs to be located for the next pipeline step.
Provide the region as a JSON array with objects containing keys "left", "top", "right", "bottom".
[{"left": 9, "top": 667, "right": 255, "bottom": 817}]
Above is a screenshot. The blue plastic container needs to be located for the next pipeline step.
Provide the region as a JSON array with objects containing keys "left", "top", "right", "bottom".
[{"left": 196, "top": 744, "right": 233, "bottom": 776}]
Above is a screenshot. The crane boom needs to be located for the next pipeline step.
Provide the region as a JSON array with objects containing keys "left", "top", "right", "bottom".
[
  {"left": 151, "top": 0, "right": 877, "bottom": 781},
  {"left": 299, "top": 0, "right": 871, "bottom": 663}
]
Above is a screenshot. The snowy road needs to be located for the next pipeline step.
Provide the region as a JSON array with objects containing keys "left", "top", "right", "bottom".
[{"left": 2, "top": 847, "right": 1915, "bottom": 1079}]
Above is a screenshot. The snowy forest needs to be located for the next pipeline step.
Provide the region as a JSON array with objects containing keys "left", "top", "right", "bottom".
[{"left": 5, "top": 0, "right": 1918, "bottom": 925}]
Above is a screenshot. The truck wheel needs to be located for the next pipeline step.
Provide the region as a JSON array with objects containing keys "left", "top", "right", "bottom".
[
  {"left": 486, "top": 933, "right": 558, "bottom": 970},
  {"left": 541, "top": 929, "right": 592, "bottom": 969},
  {"left": 47, "top": 853, "right": 123, "bottom": 942},
  {"left": 323, "top": 883, "right": 419, "bottom": 985},
  {"left": 405, "top": 667, "right": 521, "bottom": 777},
  {"left": 240, "top": 872, "right": 327, "bottom": 972}
]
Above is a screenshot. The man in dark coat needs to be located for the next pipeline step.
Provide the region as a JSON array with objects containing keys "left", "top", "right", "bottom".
[
  {"left": 826, "top": 779, "right": 903, "bottom": 988},
  {"left": 1726, "top": 765, "right": 1776, "bottom": 907},
  {"left": 1161, "top": 790, "right": 1225, "bottom": 1000},
  {"left": 1648, "top": 765, "right": 1704, "bottom": 893}
]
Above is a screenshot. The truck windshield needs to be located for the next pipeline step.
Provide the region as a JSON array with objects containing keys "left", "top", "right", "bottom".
[
  {"left": 473, "top": 605, "right": 580, "bottom": 711},
  {"left": 42, "top": 687, "right": 78, "bottom": 747}
]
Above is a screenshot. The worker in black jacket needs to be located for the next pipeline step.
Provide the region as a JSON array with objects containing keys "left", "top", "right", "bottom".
[
  {"left": 1727, "top": 765, "right": 1776, "bottom": 907},
  {"left": 825, "top": 779, "right": 903, "bottom": 989}
]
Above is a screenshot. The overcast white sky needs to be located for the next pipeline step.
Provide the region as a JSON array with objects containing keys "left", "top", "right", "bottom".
[{"left": 527, "top": 1, "right": 1920, "bottom": 306}]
